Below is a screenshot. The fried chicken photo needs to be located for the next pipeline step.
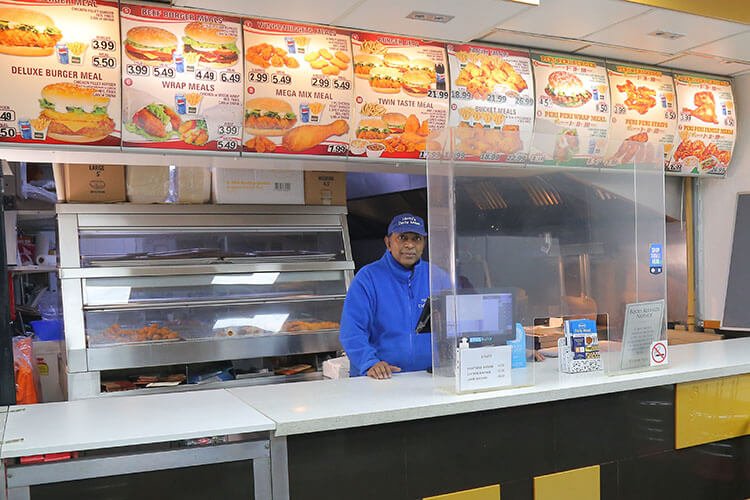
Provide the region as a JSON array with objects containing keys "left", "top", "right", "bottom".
[
  {"left": 281, "top": 119, "right": 349, "bottom": 152},
  {"left": 684, "top": 91, "right": 719, "bottom": 124},
  {"left": 616, "top": 79, "right": 656, "bottom": 115}
]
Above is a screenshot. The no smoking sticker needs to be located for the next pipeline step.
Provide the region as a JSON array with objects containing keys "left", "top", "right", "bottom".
[{"left": 650, "top": 340, "right": 668, "bottom": 366}]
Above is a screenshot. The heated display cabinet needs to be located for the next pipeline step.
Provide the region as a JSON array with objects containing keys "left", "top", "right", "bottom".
[{"left": 58, "top": 204, "right": 353, "bottom": 399}]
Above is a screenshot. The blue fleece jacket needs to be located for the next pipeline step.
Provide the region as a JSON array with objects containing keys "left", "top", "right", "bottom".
[{"left": 340, "top": 251, "right": 441, "bottom": 376}]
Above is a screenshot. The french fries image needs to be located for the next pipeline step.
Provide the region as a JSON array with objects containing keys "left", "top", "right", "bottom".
[
  {"left": 361, "top": 102, "right": 386, "bottom": 116},
  {"left": 361, "top": 40, "right": 387, "bottom": 55}
]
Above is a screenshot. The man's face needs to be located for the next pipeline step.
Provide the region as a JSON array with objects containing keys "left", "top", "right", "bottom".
[{"left": 385, "top": 232, "right": 425, "bottom": 268}]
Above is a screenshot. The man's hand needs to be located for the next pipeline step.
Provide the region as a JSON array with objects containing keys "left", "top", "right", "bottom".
[{"left": 366, "top": 361, "right": 402, "bottom": 379}]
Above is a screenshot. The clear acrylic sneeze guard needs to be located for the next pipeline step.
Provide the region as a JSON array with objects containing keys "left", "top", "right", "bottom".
[{"left": 427, "top": 129, "right": 667, "bottom": 394}]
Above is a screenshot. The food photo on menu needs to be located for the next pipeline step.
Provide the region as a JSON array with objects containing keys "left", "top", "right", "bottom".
[
  {"left": 242, "top": 18, "right": 354, "bottom": 156},
  {"left": 666, "top": 73, "right": 735, "bottom": 176},
  {"left": 605, "top": 64, "right": 677, "bottom": 168},
  {"left": 349, "top": 33, "right": 448, "bottom": 159},
  {"left": 447, "top": 44, "right": 534, "bottom": 162},
  {"left": 0, "top": 1, "right": 121, "bottom": 146},
  {"left": 120, "top": 4, "right": 244, "bottom": 152},
  {"left": 530, "top": 52, "right": 610, "bottom": 167}
]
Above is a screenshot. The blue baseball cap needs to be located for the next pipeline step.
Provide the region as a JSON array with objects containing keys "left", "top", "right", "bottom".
[{"left": 387, "top": 213, "right": 427, "bottom": 236}]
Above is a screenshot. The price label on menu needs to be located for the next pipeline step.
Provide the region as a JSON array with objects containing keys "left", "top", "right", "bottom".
[
  {"left": 447, "top": 43, "right": 534, "bottom": 163},
  {"left": 0, "top": 0, "right": 121, "bottom": 146},
  {"left": 667, "top": 73, "right": 736, "bottom": 177},
  {"left": 242, "top": 18, "right": 353, "bottom": 156},
  {"left": 120, "top": 4, "right": 243, "bottom": 152},
  {"left": 530, "top": 52, "right": 610, "bottom": 167},
  {"left": 350, "top": 31, "right": 449, "bottom": 160},
  {"left": 606, "top": 64, "right": 677, "bottom": 168}
]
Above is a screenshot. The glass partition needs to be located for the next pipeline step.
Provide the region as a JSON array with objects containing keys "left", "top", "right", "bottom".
[{"left": 427, "top": 130, "right": 667, "bottom": 393}]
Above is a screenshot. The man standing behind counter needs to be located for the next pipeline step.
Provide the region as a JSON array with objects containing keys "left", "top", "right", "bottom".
[{"left": 340, "top": 213, "right": 440, "bottom": 379}]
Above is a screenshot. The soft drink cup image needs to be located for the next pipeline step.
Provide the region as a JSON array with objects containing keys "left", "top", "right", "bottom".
[
  {"left": 173, "top": 52, "right": 185, "bottom": 72},
  {"left": 299, "top": 103, "right": 310, "bottom": 123},
  {"left": 18, "top": 119, "right": 32, "bottom": 140},
  {"left": 175, "top": 94, "right": 187, "bottom": 114},
  {"left": 285, "top": 37, "right": 296, "bottom": 54},
  {"left": 56, "top": 43, "right": 69, "bottom": 64}
]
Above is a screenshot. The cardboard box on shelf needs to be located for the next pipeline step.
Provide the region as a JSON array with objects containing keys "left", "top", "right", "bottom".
[
  {"left": 304, "top": 171, "right": 346, "bottom": 205},
  {"left": 212, "top": 168, "right": 304, "bottom": 204},
  {"left": 33, "top": 340, "right": 64, "bottom": 402},
  {"left": 54, "top": 164, "right": 126, "bottom": 203}
]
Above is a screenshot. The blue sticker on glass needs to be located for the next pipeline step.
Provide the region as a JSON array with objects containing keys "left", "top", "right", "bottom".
[{"left": 649, "top": 243, "right": 663, "bottom": 275}]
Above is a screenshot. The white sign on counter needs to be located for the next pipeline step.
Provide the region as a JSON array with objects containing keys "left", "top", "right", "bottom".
[
  {"left": 456, "top": 345, "right": 512, "bottom": 393},
  {"left": 620, "top": 299, "right": 665, "bottom": 370}
]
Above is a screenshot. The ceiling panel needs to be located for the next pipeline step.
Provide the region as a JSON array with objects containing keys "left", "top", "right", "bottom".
[
  {"left": 479, "top": 30, "right": 589, "bottom": 53},
  {"left": 332, "top": 0, "right": 528, "bottom": 42},
  {"left": 575, "top": 44, "right": 671, "bottom": 66},
  {"left": 689, "top": 31, "right": 750, "bottom": 62},
  {"left": 172, "top": 0, "right": 363, "bottom": 25},
  {"left": 657, "top": 54, "right": 750, "bottom": 76},
  {"left": 586, "top": 9, "right": 747, "bottom": 54},
  {"left": 496, "top": 0, "right": 650, "bottom": 39}
]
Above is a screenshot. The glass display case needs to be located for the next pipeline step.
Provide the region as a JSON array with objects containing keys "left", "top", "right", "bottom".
[{"left": 58, "top": 204, "right": 353, "bottom": 398}]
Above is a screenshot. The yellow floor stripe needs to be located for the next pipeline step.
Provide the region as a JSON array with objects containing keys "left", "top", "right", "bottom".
[
  {"left": 424, "top": 484, "right": 500, "bottom": 500},
  {"left": 534, "top": 465, "right": 600, "bottom": 500},
  {"left": 676, "top": 374, "right": 750, "bottom": 449}
]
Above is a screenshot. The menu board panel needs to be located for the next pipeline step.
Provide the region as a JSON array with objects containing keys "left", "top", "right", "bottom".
[
  {"left": 241, "top": 18, "right": 353, "bottom": 156},
  {"left": 447, "top": 43, "right": 534, "bottom": 163},
  {"left": 530, "top": 52, "right": 610, "bottom": 167},
  {"left": 667, "top": 73, "right": 736, "bottom": 176},
  {"left": 0, "top": 0, "right": 121, "bottom": 147},
  {"left": 350, "top": 31, "right": 449, "bottom": 160},
  {"left": 606, "top": 63, "right": 677, "bottom": 167},
  {"left": 120, "top": 4, "right": 243, "bottom": 152}
]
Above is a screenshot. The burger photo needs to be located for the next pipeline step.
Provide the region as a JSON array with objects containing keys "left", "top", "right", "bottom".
[
  {"left": 129, "top": 103, "right": 182, "bottom": 140},
  {"left": 0, "top": 7, "right": 62, "bottom": 56},
  {"left": 356, "top": 118, "right": 390, "bottom": 140},
  {"left": 408, "top": 59, "right": 436, "bottom": 82},
  {"left": 244, "top": 97, "right": 297, "bottom": 136},
  {"left": 353, "top": 54, "right": 382, "bottom": 79},
  {"left": 401, "top": 70, "right": 432, "bottom": 98},
  {"left": 544, "top": 71, "right": 592, "bottom": 108},
  {"left": 38, "top": 83, "right": 115, "bottom": 143},
  {"left": 182, "top": 21, "right": 239, "bottom": 68},
  {"left": 383, "top": 52, "right": 409, "bottom": 71},
  {"left": 124, "top": 26, "right": 177, "bottom": 64},
  {"left": 382, "top": 112, "right": 407, "bottom": 134},
  {"left": 369, "top": 67, "right": 402, "bottom": 94}
]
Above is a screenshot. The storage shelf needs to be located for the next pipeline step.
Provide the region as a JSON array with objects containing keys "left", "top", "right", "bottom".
[{"left": 9, "top": 265, "right": 57, "bottom": 274}]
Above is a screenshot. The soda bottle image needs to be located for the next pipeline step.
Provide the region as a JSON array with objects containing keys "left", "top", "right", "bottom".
[{"left": 435, "top": 63, "right": 446, "bottom": 90}]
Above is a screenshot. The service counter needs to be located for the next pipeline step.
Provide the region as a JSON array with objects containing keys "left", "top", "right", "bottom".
[{"left": 2, "top": 338, "right": 749, "bottom": 500}]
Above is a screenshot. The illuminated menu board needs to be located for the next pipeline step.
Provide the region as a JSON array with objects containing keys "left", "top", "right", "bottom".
[
  {"left": 241, "top": 18, "right": 353, "bottom": 156},
  {"left": 530, "top": 52, "right": 610, "bottom": 167},
  {"left": 0, "top": 0, "right": 121, "bottom": 147},
  {"left": 120, "top": 3, "right": 244, "bottom": 152},
  {"left": 350, "top": 31, "right": 449, "bottom": 160},
  {"left": 606, "top": 63, "right": 677, "bottom": 167},
  {"left": 667, "top": 73, "right": 736, "bottom": 176},
  {"left": 447, "top": 43, "right": 534, "bottom": 163}
]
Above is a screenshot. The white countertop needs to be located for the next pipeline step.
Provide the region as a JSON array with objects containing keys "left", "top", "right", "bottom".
[
  {"left": 229, "top": 338, "right": 750, "bottom": 436},
  {"left": 1, "top": 389, "right": 273, "bottom": 458}
]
